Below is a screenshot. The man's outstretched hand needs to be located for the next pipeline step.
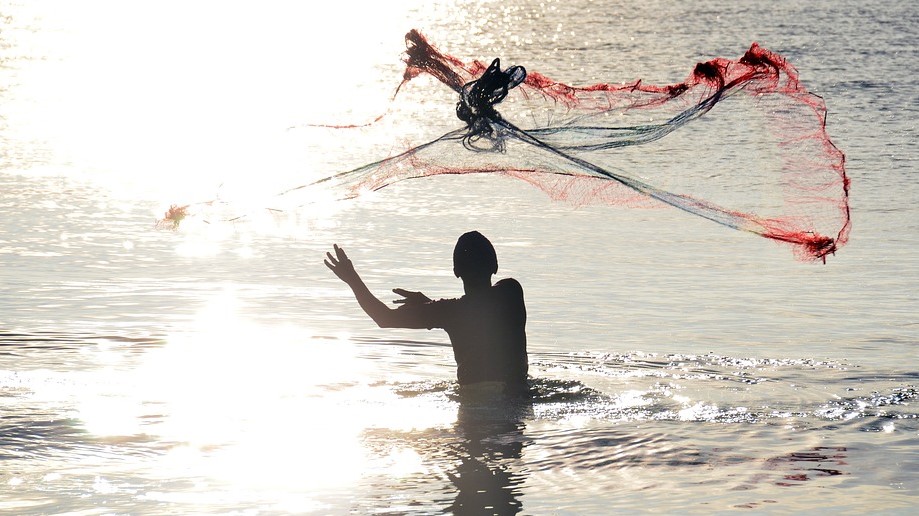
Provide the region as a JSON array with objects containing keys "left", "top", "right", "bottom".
[
  {"left": 324, "top": 244, "right": 359, "bottom": 285},
  {"left": 392, "top": 288, "right": 431, "bottom": 305}
]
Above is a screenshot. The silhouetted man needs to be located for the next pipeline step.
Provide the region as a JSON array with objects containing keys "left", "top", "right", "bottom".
[{"left": 324, "top": 231, "right": 528, "bottom": 394}]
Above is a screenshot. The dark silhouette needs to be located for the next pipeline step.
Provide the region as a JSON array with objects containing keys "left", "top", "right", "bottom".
[
  {"left": 445, "top": 398, "right": 530, "bottom": 515},
  {"left": 325, "top": 231, "right": 528, "bottom": 393}
]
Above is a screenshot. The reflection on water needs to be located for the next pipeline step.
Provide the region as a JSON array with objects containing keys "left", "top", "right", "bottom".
[
  {"left": 360, "top": 392, "right": 531, "bottom": 515},
  {"left": 1, "top": 325, "right": 917, "bottom": 513},
  {"left": 1, "top": 291, "right": 917, "bottom": 513},
  {"left": 448, "top": 400, "right": 529, "bottom": 515}
]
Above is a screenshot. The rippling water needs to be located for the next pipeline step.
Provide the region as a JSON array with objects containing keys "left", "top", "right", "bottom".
[{"left": 2, "top": 0, "right": 917, "bottom": 514}]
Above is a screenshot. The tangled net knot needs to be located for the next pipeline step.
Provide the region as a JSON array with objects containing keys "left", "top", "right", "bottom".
[{"left": 455, "top": 58, "right": 526, "bottom": 151}]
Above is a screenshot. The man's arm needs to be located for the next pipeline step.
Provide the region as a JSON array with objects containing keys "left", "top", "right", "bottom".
[{"left": 324, "top": 244, "right": 431, "bottom": 329}]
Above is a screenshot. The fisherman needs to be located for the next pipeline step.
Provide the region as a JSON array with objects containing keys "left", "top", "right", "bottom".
[{"left": 324, "top": 231, "right": 528, "bottom": 394}]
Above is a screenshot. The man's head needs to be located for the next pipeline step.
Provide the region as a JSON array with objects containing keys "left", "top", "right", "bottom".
[{"left": 453, "top": 231, "right": 498, "bottom": 279}]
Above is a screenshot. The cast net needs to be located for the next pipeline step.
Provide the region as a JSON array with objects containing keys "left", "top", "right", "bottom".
[{"left": 160, "top": 30, "right": 850, "bottom": 262}]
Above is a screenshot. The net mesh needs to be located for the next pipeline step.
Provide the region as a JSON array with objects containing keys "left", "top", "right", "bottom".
[{"left": 161, "top": 30, "right": 850, "bottom": 262}]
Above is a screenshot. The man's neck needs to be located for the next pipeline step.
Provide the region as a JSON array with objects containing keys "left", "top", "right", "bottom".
[{"left": 462, "top": 275, "right": 492, "bottom": 295}]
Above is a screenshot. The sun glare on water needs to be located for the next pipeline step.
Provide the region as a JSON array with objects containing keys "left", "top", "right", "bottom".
[
  {"left": 7, "top": 2, "right": 463, "bottom": 503},
  {"left": 9, "top": 1, "right": 436, "bottom": 211},
  {"left": 70, "top": 287, "right": 454, "bottom": 503}
]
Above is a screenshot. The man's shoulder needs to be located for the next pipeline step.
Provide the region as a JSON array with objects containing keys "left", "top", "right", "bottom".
[{"left": 494, "top": 277, "right": 524, "bottom": 294}]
